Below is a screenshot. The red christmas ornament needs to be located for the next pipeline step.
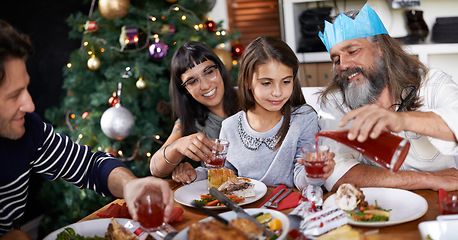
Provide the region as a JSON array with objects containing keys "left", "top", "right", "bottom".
[
  {"left": 204, "top": 19, "right": 216, "bottom": 32},
  {"left": 84, "top": 21, "right": 99, "bottom": 33},
  {"left": 231, "top": 44, "right": 244, "bottom": 59},
  {"left": 108, "top": 93, "right": 119, "bottom": 107}
]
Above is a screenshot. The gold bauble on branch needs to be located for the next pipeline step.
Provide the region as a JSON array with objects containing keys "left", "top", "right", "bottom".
[
  {"left": 98, "top": 0, "right": 130, "bottom": 20},
  {"left": 213, "top": 48, "right": 232, "bottom": 71},
  {"left": 87, "top": 55, "right": 101, "bottom": 70},
  {"left": 136, "top": 77, "right": 146, "bottom": 89}
]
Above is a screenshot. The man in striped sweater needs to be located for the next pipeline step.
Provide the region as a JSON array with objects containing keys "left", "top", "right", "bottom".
[{"left": 0, "top": 21, "right": 174, "bottom": 239}]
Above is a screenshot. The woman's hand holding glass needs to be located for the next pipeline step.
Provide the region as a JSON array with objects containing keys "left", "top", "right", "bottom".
[{"left": 173, "top": 132, "right": 217, "bottom": 164}]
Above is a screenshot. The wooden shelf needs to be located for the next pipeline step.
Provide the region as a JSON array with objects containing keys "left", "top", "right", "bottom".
[{"left": 295, "top": 43, "right": 458, "bottom": 63}]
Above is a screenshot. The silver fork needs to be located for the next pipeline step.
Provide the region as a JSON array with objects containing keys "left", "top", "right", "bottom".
[
  {"left": 261, "top": 188, "right": 285, "bottom": 208},
  {"left": 270, "top": 189, "right": 293, "bottom": 208}
]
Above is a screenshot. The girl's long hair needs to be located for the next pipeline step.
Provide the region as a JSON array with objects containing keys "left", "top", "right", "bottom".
[
  {"left": 170, "top": 41, "right": 239, "bottom": 136},
  {"left": 238, "top": 36, "right": 306, "bottom": 149}
]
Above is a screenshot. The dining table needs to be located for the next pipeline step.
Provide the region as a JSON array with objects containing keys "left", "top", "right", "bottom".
[{"left": 79, "top": 179, "right": 455, "bottom": 239}]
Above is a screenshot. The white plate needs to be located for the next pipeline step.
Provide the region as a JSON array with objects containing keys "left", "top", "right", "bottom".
[
  {"left": 43, "top": 218, "right": 140, "bottom": 240},
  {"left": 323, "top": 187, "right": 428, "bottom": 227},
  {"left": 419, "top": 219, "right": 458, "bottom": 240},
  {"left": 172, "top": 208, "right": 290, "bottom": 240},
  {"left": 174, "top": 179, "right": 267, "bottom": 209}
]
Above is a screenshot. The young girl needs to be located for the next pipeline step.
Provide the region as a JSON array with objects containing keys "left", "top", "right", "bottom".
[
  {"left": 149, "top": 41, "right": 239, "bottom": 183},
  {"left": 219, "top": 36, "right": 334, "bottom": 190}
]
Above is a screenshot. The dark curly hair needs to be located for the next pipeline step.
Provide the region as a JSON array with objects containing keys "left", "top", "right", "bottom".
[{"left": 0, "top": 20, "right": 34, "bottom": 86}]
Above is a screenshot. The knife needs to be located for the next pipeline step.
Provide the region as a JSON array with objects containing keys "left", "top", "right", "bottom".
[
  {"left": 191, "top": 201, "right": 230, "bottom": 225},
  {"left": 209, "top": 187, "right": 276, "bottom": 238},
  {"left": 260, "top": 188, "right": 285, "bottom": 209},
  {"left": 271, "top": 189, "right": 293, "bottom": 207}
]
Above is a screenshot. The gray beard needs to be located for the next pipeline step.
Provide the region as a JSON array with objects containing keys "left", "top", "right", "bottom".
[
  {"left": 339, "top": 58, "right": 388, "bottom": 110},
  {"left": 344, "top": 79, "right": 380, "bottom": 110}
]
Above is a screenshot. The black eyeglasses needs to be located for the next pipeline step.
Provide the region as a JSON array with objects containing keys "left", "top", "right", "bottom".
[
  {"left": 389, "top": 85, "right": 417, "bottom": 112},
  {"left": 181, "top": 65, "right": 218, "bottom": 91}
]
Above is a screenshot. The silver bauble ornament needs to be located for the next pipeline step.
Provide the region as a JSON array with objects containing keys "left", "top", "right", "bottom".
[
  {"left": 100, "top": 82, "right": 134, "bottom": 140},
  {"left": 100, "top": 105, "right": 134, "bottom": 140}
]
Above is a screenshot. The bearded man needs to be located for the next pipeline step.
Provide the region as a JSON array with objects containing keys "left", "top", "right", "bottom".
[{"left": 317, "top": 4, "right": 458, "bottom": 192}]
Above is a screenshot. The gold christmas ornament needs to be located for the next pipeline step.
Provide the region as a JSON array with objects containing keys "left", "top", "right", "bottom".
[
  {"left": 213, "top": 48, "right": 232, "bottom": 70},
  {"left": 136, "top": 77, "right": 146, "bottom": 89},
  {"left": 98, "top": 0, "right": 130, "bottom": 20},
  {"left": 87, "top": 55, "right": 101, "bottom": 70}
]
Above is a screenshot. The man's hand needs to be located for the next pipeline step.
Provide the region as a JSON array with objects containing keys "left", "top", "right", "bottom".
[
  {"left": 339, "top": 104, "right": 406, "bottom": 142},
  {"left": 123, "top": 177, "right": 174, "bottom": 223},
  {"left": 171, "top": 162, "right": 197, "bottom": 184},
  {"left": 428, "top": 168, "right": 458, "bottom": 191}
]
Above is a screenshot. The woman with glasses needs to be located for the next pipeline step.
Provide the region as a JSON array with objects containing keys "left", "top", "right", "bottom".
[{"left": 150, "top": 41, "right": 239, "bottom": 183}]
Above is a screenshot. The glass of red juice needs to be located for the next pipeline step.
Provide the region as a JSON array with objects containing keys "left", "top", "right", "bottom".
[
  {"left": 135, "top": 193, "right": 165, "bottom": 232},
  {"left": 205, "top": 139, "right": 229, "bottom": 168},
  {"left": 301, "top": 144, "right": 330, "bottom": 208},
  {"left": 441, "top": 195, "right": 458, "bottom": 215},
  {"left": 316, "top": 130, "right": 410, "bottom": 172},
  {"left": 301, "top": 145, "right": 330, "bottom": 185}
]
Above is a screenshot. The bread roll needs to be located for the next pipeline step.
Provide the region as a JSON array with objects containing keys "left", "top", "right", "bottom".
[{"left": 208, "top": 168, "right": 236, "bottom": 189}]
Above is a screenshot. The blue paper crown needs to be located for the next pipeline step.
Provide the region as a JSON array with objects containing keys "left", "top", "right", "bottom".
[{"left": 319, "top": 4, "right": 388, "bottom": 52}]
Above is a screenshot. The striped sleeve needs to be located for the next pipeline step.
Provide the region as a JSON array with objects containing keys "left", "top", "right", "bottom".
[{"left": 32, "top": 122, "right": 126, "bottom": 197}]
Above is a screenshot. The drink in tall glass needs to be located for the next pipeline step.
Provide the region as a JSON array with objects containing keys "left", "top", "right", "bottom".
[{"left": 316, "top": 130, "right": 410, "bottom": 172}]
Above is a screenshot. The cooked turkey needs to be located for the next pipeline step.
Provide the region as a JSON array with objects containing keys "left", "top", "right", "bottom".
[{"left": 335, "top": 183, "right": 367, "bottom": 211}]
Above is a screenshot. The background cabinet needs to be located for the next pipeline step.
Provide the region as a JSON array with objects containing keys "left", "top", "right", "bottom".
[
  {"left": 280, "top": 0, "right": 458, "bottom": 85},
  {"left": 299, "top": 62, "right": 333, "bottom": 87}
]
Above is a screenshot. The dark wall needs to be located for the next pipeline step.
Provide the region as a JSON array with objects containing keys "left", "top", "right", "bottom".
[{"left": 1, "top": 0, "right": 91, "bottom": 118}]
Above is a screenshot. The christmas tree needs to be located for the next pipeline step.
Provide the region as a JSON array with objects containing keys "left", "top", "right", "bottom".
[{"left": 41, "top": 0, "right": 240, "bottom": 235}]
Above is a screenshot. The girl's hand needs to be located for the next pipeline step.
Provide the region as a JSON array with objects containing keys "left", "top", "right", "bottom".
[
  {"left": 297, "top": 152, "right": 335, "bottom": 180},
  {"left": 172, "top": 162, "right": 197, "bottom": 184},
  {"left": 322, "top": 152, "right": 336, "bottom": 180},
  {"left": 173, "top": 132, "right": 216, "bottom": 163}
]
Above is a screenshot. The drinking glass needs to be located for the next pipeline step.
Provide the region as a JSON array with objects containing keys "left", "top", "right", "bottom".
[
  {"left": 301, "top": 144, "right": 330, "bottom": 209},
  {"left": 317, "top": 130, "right": 410, "bottom": 172},
  {"left": 135, "top": 192, "right": 165, "bottom": 234},
  {"left": 205, "top": 139, "right": 229, "bottom": 169},
  {"left": 441, "top": 195, "right": 458, "bottom": 215}
]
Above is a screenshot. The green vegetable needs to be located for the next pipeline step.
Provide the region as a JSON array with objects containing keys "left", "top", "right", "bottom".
[
  {"left": 346, "top": 210, "right": 390, "bottom": 222},
  {"left": 269, "top": 235, "right": 279, "bottom": 240},
  {"left": 251, "top": 212, "right": 264, "bottom": 218},
  {"left": 56, "top": 227, "right": 106, "bottom": 240},
  {"left": 193, "top": 197, "right": 217, "bottom": 206}
]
